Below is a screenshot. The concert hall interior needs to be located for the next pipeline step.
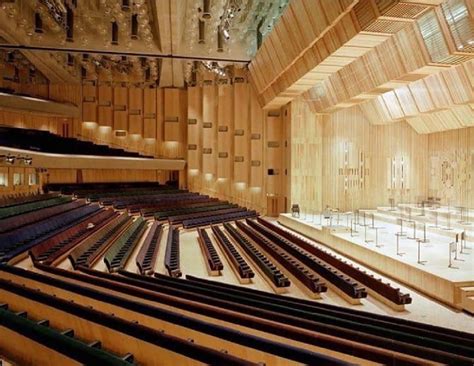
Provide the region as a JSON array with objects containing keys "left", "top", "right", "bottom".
[{"left": 0, "top": 0, "right": 473, "bottom": 365}]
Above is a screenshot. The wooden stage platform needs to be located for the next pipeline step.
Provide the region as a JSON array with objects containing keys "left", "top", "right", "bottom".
[{"left": 278, "top": 213, "right": 474, "bottom": 314}]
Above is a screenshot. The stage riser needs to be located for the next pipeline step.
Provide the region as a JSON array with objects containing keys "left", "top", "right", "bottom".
[{"left": 278, "top": 214, "right": 474, "bottom": 312}]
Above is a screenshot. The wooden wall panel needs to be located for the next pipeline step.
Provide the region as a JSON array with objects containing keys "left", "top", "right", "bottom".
[
  {"left": 143, "top": 88, "right": 157, "bottom": 139},
  {"left": 82, "top": 82, "right": 97, "bottom": 123},
  {"left": 250, "top": 88, "right": 263, "bottom": 188},
  {"left": 289, "top": 99, "right": 323, "bottom": 212},
  {"left": 233, "top": 81, "right": 249, "bottom": 183},
  {"left": 217, "top": 84, "right": 233, "bottom": 179},
  {"left": 265, "top": 112, "right": 284, "bottom": 196},
  {"left": 186, "top": 80, "right": 273, "bottom": 214},
  {"left": 163, "top": 88, "right": 181, "bottom": 142},
  {"left": 128, "top": 87, "right": 143, "bottom": 135},
  {"left": 288, "top": 98, "right": 429, "bottom": 212},
  {"left": 202, "top": 84, "right": 217, "bottom": 175},
  {"left": 427, "top": 127, "right": 474, "bottom": 208},
  {"left": 113, "top": 86, "right": 128, "bottom": 131},
  {"left": 187, "top": 86, "right": 202, "bottom": 171},
  {"left": 97, "top": 84, "right": 113, "bottom": 127}
]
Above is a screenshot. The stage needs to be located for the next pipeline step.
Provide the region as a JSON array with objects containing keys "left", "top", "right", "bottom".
[{"left": 278, "top": 212, "right": 474, "bottom": 313}]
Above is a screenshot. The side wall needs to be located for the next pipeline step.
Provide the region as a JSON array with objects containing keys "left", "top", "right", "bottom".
[
  {"left": 289, "top": 98, "right": 430, "bottom": 212},
  {"left": 186, "top": 78, "right": 288, "bottom": 215},
  {"left": 428, "top": 127, "right": 474, "bottom": 208}
]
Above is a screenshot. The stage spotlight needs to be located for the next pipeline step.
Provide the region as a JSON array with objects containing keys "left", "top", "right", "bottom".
[
  {"left": 5, "top": 155, "right": 15, "bottom": 165},
  {"left": 222, "top": 28, "right": 230, "bottom": 40},
  {"left": 24, "top": 156, "right": 32, "bottom": 166}
]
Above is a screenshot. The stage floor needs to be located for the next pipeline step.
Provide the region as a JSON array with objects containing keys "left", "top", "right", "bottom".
[{"left": 279, "top": 213, "right": 474, "bottom": 313}]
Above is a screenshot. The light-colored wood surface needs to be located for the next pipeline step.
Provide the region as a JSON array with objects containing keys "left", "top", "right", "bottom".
[
  {"left": 0, "top": 287, "right": 205, "bottom": 366},
  {"left": 0, "top": 326, "right": 78, "bottom": 366},
  {"left": 279, "top": 213, "right": 474, "bottom": 314},
  {"left": 186, "top": 79, "right": 288, "bottom": 215}
]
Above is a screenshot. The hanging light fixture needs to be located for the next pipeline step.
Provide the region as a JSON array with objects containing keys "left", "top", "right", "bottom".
[
  {"left": 34, "top": 12, "right": 43, "bottom": 33},
  {"left": 198, "top": 19, "right": 205, "bottom": 44},
  {"left": 5, "top": 155, "right": 15, "bottom": 165},
  {"left": 111, "top": 21, "right": 119, "bottom": 45},
  {"left": 131, "top": 13, "right": 138, "bottom": 39},
  {"left": 65, "top": 4, "right": 74, "bottom": 42},
  {"left": 217, "top": 26, "right": 224, "bottom": 52},
  {"left": 201, "top": 0, "right": 211, "bottom": 20}
]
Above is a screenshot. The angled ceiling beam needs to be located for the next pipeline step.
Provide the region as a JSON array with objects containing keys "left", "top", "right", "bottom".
[
  {"left": 302, "top": 0, "right": 474, "bottom": 114},
  {"left": 249, "top": 0, "right": 360, "bottom": 109}
]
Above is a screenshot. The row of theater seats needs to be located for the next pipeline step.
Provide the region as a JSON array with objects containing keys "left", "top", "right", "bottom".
[
  {"left": 0, "top": 198, "right": 81, "bottom": 234},
  {"left": 111, "top": 190, "right": 190, "bottom": 209},
  {"left": 121, "top": 192, "right": 202, "bottom": 212},
  {"left": 198, "top": 228, "right": 223, "bottom": 273},
  {"left": 224, "top": 222, "right": 291, "bottom": 288},
  {"left": 46, "top": 183, "right": 258, "bottom": 228},
  {"left": 136, "top": 222, "right": 163, "bottom": 275},
  {"left": 104, "top": 217, "right": 148, "bottom": 273},
  {"left": 238, "top": 220, "right": 327, "bottom": 295},
  {"left": 0, "top": 125, "right": 153, "bottom": 158},
  {"left": 183, "top": 210, "right": 258, "bottom": 229},
  {"left": 3, "top": 264, "right": 470, "bottom": 366},
  {"left": 0, "top": 304, "right": 134, "bottom": 365},
  {"left": 0, "top": 192, "right": 58, "bottom": 209},
  {"left": 0, "top": 265, "right": 261, "bottom": 366},
  {"left": 68, "top": 214, "right": 133, "bottom": 269},
  {"left": 241, "top": 219, "right": 364, "bottom": 299},
  {"left": 211, "top": 225, "right": 255, "bottom": 280},
  {"left": 46, "top": 182, "right": 176, "bottom": 196},
  {"left": 0, "top": 195, "right": 69, "bottom": 221},
  {"left": 29, "top": 209, "right": 118, "bottom": 265},
  {"left": 164, "top": 226, "right": 181, "bottom": 277},
  {"left": 255, "top": 218, "right": 412, "bottom": 306},
  {"left": 0, "top": 201, "right": 101, "bottom": 263}
]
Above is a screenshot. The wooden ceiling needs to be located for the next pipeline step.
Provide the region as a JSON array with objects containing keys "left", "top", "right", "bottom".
[{"left": 249, "top": 0, "right": 473, "bottom": 134}]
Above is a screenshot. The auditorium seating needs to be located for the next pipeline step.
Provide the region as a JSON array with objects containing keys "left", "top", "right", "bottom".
[
  {"left": 183, "top": 210, "right": 258, "bottom": 229},
  {"left": 0, "top": 304, "right": 133, "bottom": 366},
  {"left": 29, "top": 209, "right": 118, "bottom": 265},
  {"left": 0, "top": 265, "right": 258, "bottom": 366},
  {"left": 0, "top": 199, "right": 84, "bottom": 234},
  {"left": 164, "top": 226, "right": 181, "bottom": 277},
  {"left": 169, "top": 207, "right": 246, "bottom": 226},
  {"left": 0, "top": 195, "right": 70, "bottom": 221},
  {"left": 109, "top": 191, "right": 194, "bottom": 209},
  {"left": 122, "top": 193, "right": 210, "bottom": 213},
  {"left": 197, "top": 228, "right": 223, "bottom": 273},
  {"left": 182, "top": 275, "right": 474, "bottom": 365},
  {"left": 4, "top": 262, "right": 472, "bottom": 365},
  {"left": 153, "top": 202, "right": 236, "bottom": 220},
  {"left": 0, "top": 125, "right": 152, "bottom": 158},
  {"left": 223, "top": 222, "right": 290, "bottom": 288},
  {"left": 136, "top": 222, "right": 163, "bottom": 275},
  {"left": 0, "top": 203, "right": 101, "bottom": 263},
  {"left": 36, "top": 264, "right": 352, "bottom": 365},
  {"left": 83, "top": 265, "right": 473, "bottom": 366},
  {"left": 68, "top": 214, "right": 133, "bottom": 269},
  {"left": 45, "top": 182, "right": 166, "bottom": 195},
  {"left": 257, "top": 218, "right": 412, "bottom": 306},
  {"left": 0, "top": 192, "right": 59, "bottom": 209},
  {"left": 211, "top": 225, "right": 255, "bottom": 280},
  {"left": 237, "top": 220, "right": 327, "bottom": 295},
  {"left": 141, "top": 199, "right": 221, "bottom": 217},
  {"left": 244, "top": 219, "right": 367, "bottom": 300},
  {"left": 104, "top": 217, "right": 148, "bottom": 272}
]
